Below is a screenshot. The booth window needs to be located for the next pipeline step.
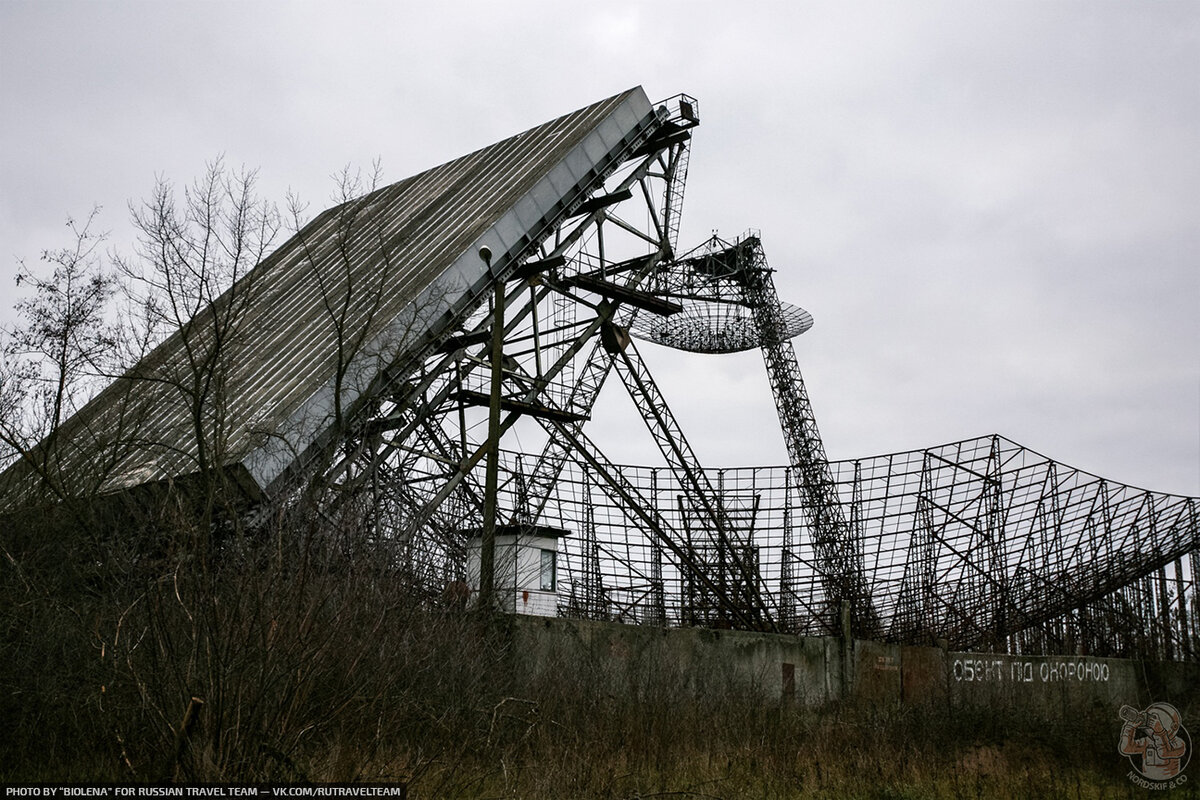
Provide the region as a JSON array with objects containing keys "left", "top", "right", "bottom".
[{"left": 539, "top": 549, "right": 556, "bottom": 591}]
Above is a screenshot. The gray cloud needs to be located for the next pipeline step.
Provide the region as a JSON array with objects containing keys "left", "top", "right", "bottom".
[{"left": 2, "top": 1, "right": 1196, "bottom": 495}]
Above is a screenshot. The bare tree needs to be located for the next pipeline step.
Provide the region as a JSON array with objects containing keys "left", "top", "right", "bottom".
[
  {"left": 0, "top": 208, "right": 121, "bottom": 508},
  {"left": 0, "top": 159, "right": 507, "bottom": 783},
  {"left": 113, "top": 160, "right": 281, "bottom": 527},
  {"left": 288, "top": 161, "right": 391, "bottom": 432}
]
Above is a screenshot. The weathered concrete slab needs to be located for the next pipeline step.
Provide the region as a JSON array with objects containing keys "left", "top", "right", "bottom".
[
  {"left": 900, "top": 644, "right": 947, "bottom": 706},
  {"left": 511, "top": 617, "right": 842, "bottom": 706},
  {"left": 945, "top": 651, "right": 1135, "bottom": 713},
  {"left": 854, "top": 639, "right": 901, "bottom": 706},
  {"left": 509, "top": 617, "right": 1200, "bottom": 717}
]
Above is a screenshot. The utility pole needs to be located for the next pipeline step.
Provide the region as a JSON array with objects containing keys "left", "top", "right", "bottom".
[{"left": 478, "top": 245, "right": 503, "bottom": 612}]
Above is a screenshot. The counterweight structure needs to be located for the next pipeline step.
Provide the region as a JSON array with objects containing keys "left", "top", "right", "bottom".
[{"left": 3, "top": 88, "right": 1197, "bottom": 659}]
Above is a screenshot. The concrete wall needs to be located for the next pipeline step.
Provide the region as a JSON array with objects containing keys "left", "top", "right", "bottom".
[
  {"left": 511, "top": 616, "right": 1200, "bottom": 718},
  {"left": 512, "top": 616, "right": 845, "bottom": 705}
]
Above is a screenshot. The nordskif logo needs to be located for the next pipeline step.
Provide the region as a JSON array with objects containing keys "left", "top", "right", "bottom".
[{"left": 1118, "top": 702, "right": 1191, "bottom": 788}]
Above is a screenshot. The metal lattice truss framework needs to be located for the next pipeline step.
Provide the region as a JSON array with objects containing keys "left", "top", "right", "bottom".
[
  {"left": 517, "top": 436, "right": 1199, "bottom": 658},
  {"left": 632, "top": 234, "right": 880, "bottom": 634},
  {"left": 336, "top": 174, "right": 1199, "bottom": 656},
  {"left": 0, "top": 87, "right": 692, "bottom": 511},
  {"left": 318, "top": 91, "right": 729, "bottom": 598},
  {"left": 7, "top": 88, "right": 1198, "bottom": 659}
]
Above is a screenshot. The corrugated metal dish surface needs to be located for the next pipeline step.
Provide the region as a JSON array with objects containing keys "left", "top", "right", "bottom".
[{"left": 1, "top": 86, "right": 659, "bottom": 510}]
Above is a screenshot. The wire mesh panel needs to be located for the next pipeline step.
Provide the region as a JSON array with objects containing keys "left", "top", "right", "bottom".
[{"left": 442, "top": 436, "right": 1200, "bottom": 658}]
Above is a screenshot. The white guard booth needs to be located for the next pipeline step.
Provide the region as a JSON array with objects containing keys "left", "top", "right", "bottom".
[{"left": 465, "top": 524, "right": 568, "bottom": 617}]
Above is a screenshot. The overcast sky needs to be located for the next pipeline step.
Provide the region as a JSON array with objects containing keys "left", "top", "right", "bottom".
[{"left": 2, "top": 1, "right": 1197, "bottom": 496}]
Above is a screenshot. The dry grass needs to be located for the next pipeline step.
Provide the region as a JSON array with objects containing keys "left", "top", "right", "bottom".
[{"left": 0, "top": 514, "right": 1181, "bottom": 798}]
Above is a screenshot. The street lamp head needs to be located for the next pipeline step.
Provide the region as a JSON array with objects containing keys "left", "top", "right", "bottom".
[{"left": 478, "top": 246, "right": 493, "bottom": 266}]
